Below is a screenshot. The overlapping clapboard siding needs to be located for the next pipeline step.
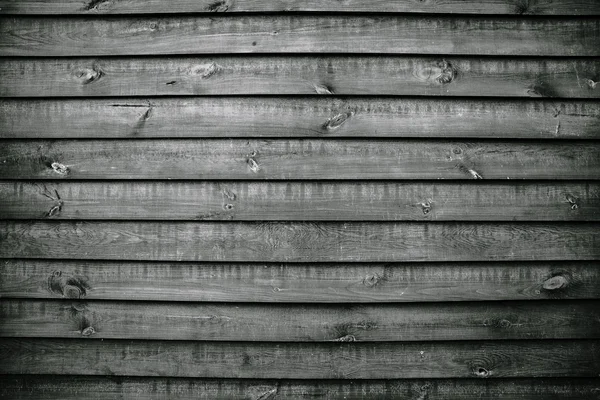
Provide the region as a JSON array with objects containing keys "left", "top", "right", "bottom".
[
  {"left": 2, "top": 16, "right": 599, "bottom": 57},
  {"left": 2, "top": 260, "right": 599, "bottom": 302},
  {"left": 0, "top": 1, "right": 599, "bottom": 399},
  {"left": 2, "top": 58, "right": 600, "bottom": 97},
  {"left": 3, "top": 376, "right": 600, "bottom": 400},
  {"left": 2, "top": 0, "right": 600, "bottom": 15},
  {"left": 1, "top": 99, "right": 600, "bottom": 138}
]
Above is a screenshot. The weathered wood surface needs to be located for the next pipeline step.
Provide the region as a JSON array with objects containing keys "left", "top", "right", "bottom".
[
  {"left": 2, "top": 299, "right": 598, "bottom": 341},
  {"left": 2, "top": 58, "right": 599, "bottom": 98},
  {"left": 3, "top": 260, "right": 597, "bottom": 303},
  {"left": 1, "top": 338, "right": 598, "bottom": 378},
  {"left": 3, "top": 376, "right": 600, "bottom": 400},
  {"left": 2, "top": 0, "right": 600, "bottom": 15},
  {"left": 2, "top": 181, "right": 598, "bottom": 221},
  {"left": 2, "top": 98, "right": 600, "bottom": 139},
  {"left": 1, "top": 17, "right": 599, "bottom": 57},
  {"left": 2, "top": 140, "right": 599, "bottom": 180},
  {"left": 0, "top": 222, "right": 598, "bottom": 262}
]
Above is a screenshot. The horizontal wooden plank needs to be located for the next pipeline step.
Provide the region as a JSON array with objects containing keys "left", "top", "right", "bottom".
[
  {"left": 2, "top": 140, "right": 599, "bottom": 180},
  {"left": 2, "top": 260, "right": 599, "bottom": 303},
  {"left": 0, "top": 222, "right": 598, "bottom": 262},
  {"left": 1, "top": 338, "right": 598, "bottom": 378},
  {"left": 2, "top": 181, "right": 599, "bottom": 221},
  {"left": 1, "top": 16, "right": 598, "bottom": 57},
  {"left": 1, "top": 58, "right": 599, "bottom": 98},
  {"left": 3, "top": 376, "right": 600, "bottom": 400},
  {"left": 2, "top": 0, "right": 600, "bottom": 15},
  {"left": 2, "top": 299, "right": 598, "bottom": 341},
  {"left": 3, "top": 260, "right": 600, "bottom": 302},
  {"left": 2, "top": 98, "right": 600, "bottom": 138}
]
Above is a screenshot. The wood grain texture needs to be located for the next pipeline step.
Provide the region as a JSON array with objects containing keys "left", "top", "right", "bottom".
[
  {"left": 3, "top": 376, "right": 600, "bottom": 400},
  {"left": 2, "top": 299, "right": 598, "bottom": 341},
  {"left": 1, "top": 338, "right": 598, "bottom": 378},
  {"left": 2, "top": 140, "right": 599, "bottom": 180},
  {"left": 0, "top": 222, "right": 598, "bottom": 262},
  {"left": 1, "top": 16, "right": 599, "bottom": 56},
  {"left": 2, "top": 0, "right": 600, "bottom": 15},
  {"left": 2, "top": 98, "right": 600, "bottom": 139},
  {"left": 3, "top": 260, "right": 597, "bottom": 303},
  {"left": 1, "top": 58, "right": 599, "bottom": 98},
  {"left": 2, "top": 181, "right": 599, "bottom": 221}
]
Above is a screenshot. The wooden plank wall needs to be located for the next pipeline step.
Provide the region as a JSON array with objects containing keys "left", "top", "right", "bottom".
[{"left": 0, "top": 1, "right": 599, "bottom": 399}]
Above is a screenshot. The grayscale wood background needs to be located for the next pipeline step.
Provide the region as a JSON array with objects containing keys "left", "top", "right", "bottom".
[{"left": 0, "top": 0, "right": 599, "bottom": 398}]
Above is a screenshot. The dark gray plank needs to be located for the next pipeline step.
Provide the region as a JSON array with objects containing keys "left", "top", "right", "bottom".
[
  {"left": 2, "top": 140, "right": 599, "bottom": 180},
  {"left": 1, "top": 181, "right": 598, "bottom": 221},
  {"left": 2, "top": 260, "right": 598, "bottom": 302},
  {"left": 2, "top": 299, "right": 598, "bottom": 341},
  {"left": 2, "top": 98, "right": 599, "bottom": 138},
  {"left": 1, "top": 58, "right": 599, "bottom": 97},
  {"left": 2, "top": 376, "right": 600, "bottom": 400},
  {"left": 2, "top": 0, "right": 600, "bottom": 15},
  {"left": 0, "top": 222, "right": 598, "bottom": 262},
  {"left": 1, "top": 338, "right": 598, "bottom": 378},
  {"left": 1, "top": 16, "right": 599, "bottom": 56}
]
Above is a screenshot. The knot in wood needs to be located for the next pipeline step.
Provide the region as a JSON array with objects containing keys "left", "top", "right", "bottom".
[
  {"left": 51, "top": 162, "right": 69, "bottom": 175},
  {"left": 436, "top": 60, "right": 456, "bottom": 84},
  {"left": 314, "top": 84, "right": 334, "bottom": 95},
  {"left": 246, "top": 151, "right": 260, "bottom": 173},
  {"left": 83, "top": 0, "right": 113, "bottom": 11},
  {"left": 566, "top": 194, "right": 580, "bottom": 210},
  {"left": 467, "top": 169, "right": 483, "bottom": 179},
  {"left": 64, "top": 285, "right": 84, "bottom": 299},
  {"left": 363, "top": 273, "right": 382, "bottom": 288},
  {"left": 47, "top": 271, "right": 89, "bottom": 299},
  {"left": 419, "top": 200, "right": 433, "bottom": 215},
  {"left": 207, "top": 0, "right": 229, "bottom": 12},
  {"left": 542, "top": 275, "right": 568, "bottom": 291},
  {"left": 77, "top": 65, "right": 104, "bottom": 84},
  {"left": 334, "top": 334, "right": 356, "bottom": 342},
  {"left": 498, "top": 319, "right": 512, "bottom": 328},
  {"left": 323, "top": 111, "right": 354, "bottom": 131},
  {"left": 46, "top": 203, "right": 63, "bottom": 218},
  {"left": 247, "top": 158, "right": 260, "bottom": 173},
  {"left": 43, "top": 188, "right": 64, "bottom": 218},
  {"left": 474, "top": 367, "right": 491, "bottom": 378},
  {"left": 196, "top": 62, "right": 220, "bottom": 79},
  {"left": 81, "top": 326, "right": 96, "bottom": 336},
  {"left": 457, "top": 164, "right": 483, "bottom": 179}
]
